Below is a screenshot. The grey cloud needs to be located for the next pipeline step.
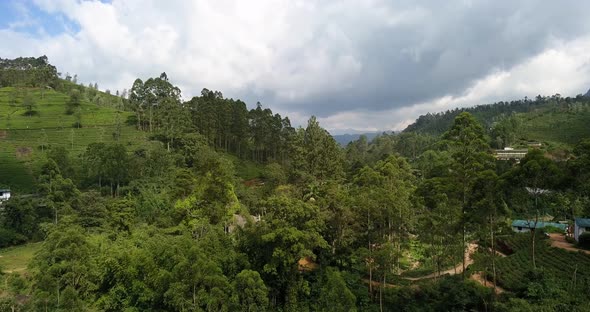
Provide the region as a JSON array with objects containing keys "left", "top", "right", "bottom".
[{"left": 239, "top": 1, "right": 590, "bottom": 117}]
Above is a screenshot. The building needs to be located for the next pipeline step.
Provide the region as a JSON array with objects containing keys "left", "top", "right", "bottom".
[
  {"left": 511, "top": 220, "right": 567, "bottom": 233},
  {"left": 574, "top": 218, "right": 590, "bottom": 241},
  {"left": 527, "top": 142, "right": 542, "bottom": 148},
  {"left": 0, "top": 189, "right": 10, "bottom": 202},
  {"left": 494, "top": 147, "right": 528, "bottom": 161}
]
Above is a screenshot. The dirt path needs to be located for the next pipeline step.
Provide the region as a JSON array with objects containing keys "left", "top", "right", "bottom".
[
  {"left": 548, "top": 233, "right": 590, "bottom": 255},
  {"left": 470, "top": 272, "right": 505, "bottom": 294},
  {"left": 403, "top": 243, "right": 478, "bottom": 281},
  {"left": 362, "top": 278, "right": 397, "bottom": 288}
]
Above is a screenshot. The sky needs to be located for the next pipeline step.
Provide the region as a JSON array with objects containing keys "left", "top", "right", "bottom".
[{"left": 2, "top": 1, "right": 590, "bottom": 134}]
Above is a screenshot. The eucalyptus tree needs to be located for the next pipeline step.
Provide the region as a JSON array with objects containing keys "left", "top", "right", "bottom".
[{"left": 441, "top": 112, "right": 493, "bottom": 278}]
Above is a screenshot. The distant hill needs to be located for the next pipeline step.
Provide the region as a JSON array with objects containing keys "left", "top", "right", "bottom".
[
  {"left": 402, "top": 94, "right": 590, "bottom": 148},
  {"left": 333, "top": 132, "right": 383, "bottom": 146}
]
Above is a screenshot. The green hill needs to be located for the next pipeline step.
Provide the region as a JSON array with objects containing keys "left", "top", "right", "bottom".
[
  {"left": 0, "top": 85, "right": 146, "bottom": 193},
  {"left": 403, "top": 95, "right": 590, "bottom": 149}
]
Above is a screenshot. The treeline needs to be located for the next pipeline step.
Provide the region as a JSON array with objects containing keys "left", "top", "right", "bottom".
[
  {"left": 129, "top": 73, "right": 324, "bottom": 164},
  {"left": 0, "top": 56, "right": 59, "bottom": 89}
]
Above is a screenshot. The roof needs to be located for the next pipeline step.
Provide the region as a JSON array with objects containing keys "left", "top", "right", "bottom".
[
  {"left": 511, "top": 220, "right": 567, "bottom": 230},
  {"left": 575, "top": 218, "right": 590, "bottom": 228},
  {"left": 0, "top": 189, "right": 10, "bottom": 192}
]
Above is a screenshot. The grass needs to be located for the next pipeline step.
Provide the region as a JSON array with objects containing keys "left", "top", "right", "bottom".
[
  {"left": 0, "top": 86, "right": 148, "bottom": 192},
  {"left": 0, "top": 243, "right": 41, "bottom": 274}
]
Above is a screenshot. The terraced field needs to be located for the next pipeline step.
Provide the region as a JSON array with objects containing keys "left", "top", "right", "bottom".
[
  {"left": 0, "top": 86, "right": 147, "bottom": 192},
  {"left": 493, "top": 234, "right": 590, "bottom": 293}
]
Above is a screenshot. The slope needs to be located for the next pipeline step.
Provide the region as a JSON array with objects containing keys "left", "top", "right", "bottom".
[
  {"left": 403, "top": 95, "right": 590, "bottom": 148},
  {"left": 0, "top": 86, "right": 146, "bottom": 192}
]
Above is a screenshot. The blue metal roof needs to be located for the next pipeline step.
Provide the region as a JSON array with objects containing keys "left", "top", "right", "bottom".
[
  {"left": 575, "top": 218, "right": 590, "bottom": 228},
  {"left": 511, "top": 220, "right": 567, "bottom": 230}
]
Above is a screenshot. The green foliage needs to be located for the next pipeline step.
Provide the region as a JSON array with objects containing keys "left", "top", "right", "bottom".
[
  {"left": 316, "top": 267, "right": 357, "bottom": 312},
  {"left": 234, "top": 269, "right": 269, "bottom": 311}
]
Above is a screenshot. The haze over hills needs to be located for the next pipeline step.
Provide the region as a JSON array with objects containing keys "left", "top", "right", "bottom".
[{"left": 331, "top": 132, "right": 383, "bottom": 146}]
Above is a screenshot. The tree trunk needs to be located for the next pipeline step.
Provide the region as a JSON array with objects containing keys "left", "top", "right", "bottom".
[
  {"left": 379, "top": 275, "right": 383, "bottom": 312},
  {"left": 491, "top": 215, "right": 497, "bottom": 295}
]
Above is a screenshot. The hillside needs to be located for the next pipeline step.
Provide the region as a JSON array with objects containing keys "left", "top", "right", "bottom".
[
  {"left": 0, "top": 85, "right": 146, "bottom": 192},
  {"left": 332, "top": 132, "right": 382, "bottom": 146},
  {"left": 403, "top": 94, "right": 590, "bottom": 148}
]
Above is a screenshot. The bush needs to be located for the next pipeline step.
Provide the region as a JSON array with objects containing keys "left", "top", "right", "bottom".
[
  {"left": 543, "top": 226, "right": 564, "bottom": 234},
  {"left": 0, "top": 228, "right": 27, "bottom": 248},
  {"left": 578, "top": 232, "right": 590, "bottom": 248}
]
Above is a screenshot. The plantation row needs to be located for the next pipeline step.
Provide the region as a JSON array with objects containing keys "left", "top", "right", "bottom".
[{"left": 493, "top": 234, "right": 590, "bottom": 294}]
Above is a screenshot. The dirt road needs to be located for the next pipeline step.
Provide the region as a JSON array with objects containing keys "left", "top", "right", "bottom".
[
  {"left": 403, "top": 243, "right": 478, "bottom": 281},
  {"left": 469, "top": 272, "right": 505, "bottom": 294},
  {"left": 548, "top": 233, "right": 590, "bottom": 255}
]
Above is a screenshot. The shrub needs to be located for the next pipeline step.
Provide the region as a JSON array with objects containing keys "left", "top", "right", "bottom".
[
  {"left": 0, "top": 228, "right": 27, "bottom": 248},
  {"left": 578, "top": 232, "right": 590, "bottom": 248},
  {"left": 543, "top": 225, "right": 564, "bottom": 234}
]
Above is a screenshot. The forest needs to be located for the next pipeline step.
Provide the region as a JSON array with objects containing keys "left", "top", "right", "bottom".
[{"left": 1, "top": 57, "right": 590, "bottom": 311}]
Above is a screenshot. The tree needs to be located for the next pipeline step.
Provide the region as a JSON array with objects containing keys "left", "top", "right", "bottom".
[
  {"left": 31, "top": 224, "right": 94, "bottom": 311},
  {"left": 302, "top": 116, "right": 343, "bottom": 181},
  {"left": 1, "top": 197, "right": 37, "bottom": 239},
  {"left": 317, "top": 267, "right": 356, "bottom": 312},
  {"left": 442, "top": 112, "right": 493, "bottom": 279},
  {"left": 234, "top": 269, "right": 269, "bottom": 311},
  {"left": 505, "top": 149, "right": 560, "bottom": 268},
  {"left": 467, "top": 170, "right": 508, "bottom": 294},
  {"left": 66, "top": 89, "right": 81, "bottom": 115},
  {"left": 22, "top": 92, "right": 37, "bottom": 116},
  {"left": 239, "top": 195, "right": 328, "bottom": 309}
]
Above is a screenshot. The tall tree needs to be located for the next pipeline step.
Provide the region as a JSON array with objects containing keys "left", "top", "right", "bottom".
[
  {"left": 505, "top": 149, "right": 560, "bottom": 268},
  {"left": 442, "top": 112, "right": 493, "bottom": 278}
]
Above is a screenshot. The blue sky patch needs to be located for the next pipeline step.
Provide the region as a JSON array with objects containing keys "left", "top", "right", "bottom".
[{"left": 0, "top": 1, "right": 80, "bottom": 36}]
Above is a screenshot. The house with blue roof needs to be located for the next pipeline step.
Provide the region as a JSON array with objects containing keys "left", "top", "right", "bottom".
[
  {"left": 511, "top": 220, "right": 567, "bottom": 233},
  {"left": 574, "top": 218, "right": 590, "bottom": 241}
]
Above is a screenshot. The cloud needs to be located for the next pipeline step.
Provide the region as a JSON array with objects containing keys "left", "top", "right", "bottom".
[
  {"left": 320, "top": 35, "right": 590, "bottom": 133},
  {"left": 1, "top": 0, "right": 590, "bottom": 132}
]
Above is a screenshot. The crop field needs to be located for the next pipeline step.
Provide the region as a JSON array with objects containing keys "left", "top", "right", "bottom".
[
  {"left": 0, "top": 87, "right": 147, "bottom": 192},
  {"left": 492, "top": 234, "right": 590, "bottom": 293},
  {"left": 514, "top": 108, "right": 590, "bottom": 146}
]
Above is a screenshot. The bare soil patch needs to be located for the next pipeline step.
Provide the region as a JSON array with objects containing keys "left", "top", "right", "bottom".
[
  {"left": 0, "top": 130, "right": 6, "bottom": 139},
  {"left": 15, "top": 147, "right": 32, "bottom": 159},
  {"left": 470, "top": 272, "right": 505, "bottom": 294},
  {"left": 548, "top": 233, "right": 590, "bottom": 255}
]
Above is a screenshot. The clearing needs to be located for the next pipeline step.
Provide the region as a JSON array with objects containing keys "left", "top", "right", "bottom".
[
  {"left": 0, "top": 243, "right": 41, "bottom": 274},
  {"left": 403, "top": 243, "right": 478, "bottom": 281}
]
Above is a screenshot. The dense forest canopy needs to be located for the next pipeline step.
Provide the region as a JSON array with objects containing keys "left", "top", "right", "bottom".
[{"left": 1, "top": 57, "right": 590, "bottom": 311}]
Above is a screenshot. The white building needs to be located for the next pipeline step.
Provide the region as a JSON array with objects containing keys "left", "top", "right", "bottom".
[{"left": 0, "top": 189, "right": 11, "bottom": 202}]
